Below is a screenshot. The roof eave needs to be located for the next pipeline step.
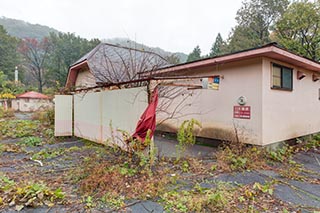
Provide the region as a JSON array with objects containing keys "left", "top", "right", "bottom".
[
  {"left": 65, "top": 60, "right": 89, "bottom": 88},
  {"left": 145, "top": 45, "right": 320, "bottom": 77}
]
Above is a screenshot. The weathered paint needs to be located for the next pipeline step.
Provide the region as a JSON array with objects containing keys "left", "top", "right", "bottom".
[
  {"left": 157, "top": 58, "right": 263, "bottom": 145},
  {"left": 54, "top": 95, "right": 73, "bottom": 136},
  {"left": 74, "top": 92, "right": 102, "bottom": 142},
  {"left": 11, "top": 98, "right": 53, "bottom": 112},
  {"left": 157, "top": 56, "right": 320, "bottom": 145},
  {"left": 101, "top": 87, "right": 148, "bottom": 148},
  {"left": 75, "top": 69, "right": 97, "bottom": 88},
  {"left": 261, "top": 57, "right": 320, "bottom": 145},
  {"left": 73, "top": 87, "right": 148, "bottom": 147}
]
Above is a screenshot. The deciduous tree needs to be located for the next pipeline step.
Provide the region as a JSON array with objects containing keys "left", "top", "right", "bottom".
[
  {"left": 274, "top": 0, "right": 320, "bottom": 61},
  {"left": 19, "top": 38, "right": 51, "bottom": 93}
]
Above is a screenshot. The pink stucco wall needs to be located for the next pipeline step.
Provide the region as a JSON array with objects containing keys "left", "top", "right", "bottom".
[
  {"left": 157, "top": 57, "right": 320, "bottom": 145},
  {"left": 157, "top": 58, "right": 264, "bottom": 145},
  {"left": 262, "top": 57, "right": 320, "bottom": 145}
]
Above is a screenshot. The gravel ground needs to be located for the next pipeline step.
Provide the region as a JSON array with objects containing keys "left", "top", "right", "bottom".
[{"left": 1, "top": 136, "right": 319, "bottom": 212}]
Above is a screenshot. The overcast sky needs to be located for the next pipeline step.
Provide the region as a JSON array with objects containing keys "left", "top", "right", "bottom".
[{"left": 0, "top": 0, "right": 243, "bottom": 54}]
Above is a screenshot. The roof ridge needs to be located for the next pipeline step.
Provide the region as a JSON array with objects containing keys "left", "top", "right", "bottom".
[{"left": 100, "top": 42, "right": 167, "bottom": 60}]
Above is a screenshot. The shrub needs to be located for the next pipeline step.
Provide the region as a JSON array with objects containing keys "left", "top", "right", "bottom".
[
  {"left": 176, "top": 119, "right": 201, "bottom": 158},
  {"left": 32, "top": 108, "right": 54, "bottom": 126},
  {"left": 0, "top": 107, "right": 14, "bottom": 119}
]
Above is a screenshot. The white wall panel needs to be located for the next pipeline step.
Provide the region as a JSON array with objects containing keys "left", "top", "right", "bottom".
[
  {"left": 102, "top": 87, "right": 148, "bottom": 147},
  {"left": 54, "top": 95, "right": 73, "bottom": 136},
  {"left": 74, "top": 92, "right": 102, "bottom": 142},
  {"left": 73, "top": 87, "right": 147, "bottom": 146}
]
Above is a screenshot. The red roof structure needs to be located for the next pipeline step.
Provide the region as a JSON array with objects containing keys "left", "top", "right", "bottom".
[{"left": 16, "top": 91, "right": 49, "bottom": 99}]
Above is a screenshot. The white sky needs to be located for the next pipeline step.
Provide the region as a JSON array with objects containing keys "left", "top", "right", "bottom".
[{"left": 0, "top": 0, "right": 243, "bottom": 54}]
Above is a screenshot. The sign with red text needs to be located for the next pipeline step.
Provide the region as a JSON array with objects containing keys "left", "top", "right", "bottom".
[{"left": 233, "top": 106, "right": 251, "bottom": 119}]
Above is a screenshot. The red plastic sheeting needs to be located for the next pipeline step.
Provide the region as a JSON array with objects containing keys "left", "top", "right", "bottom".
[{"left": 132, "top": 88, "right": 158, "bottom": 142}]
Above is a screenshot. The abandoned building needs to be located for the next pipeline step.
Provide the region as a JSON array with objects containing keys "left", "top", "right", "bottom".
[
  {"left": 55, "top": 42, "right": 320, "bottom": 146},
  {"left": 11, "top": 91, "right": 53, "bottom": 112}
]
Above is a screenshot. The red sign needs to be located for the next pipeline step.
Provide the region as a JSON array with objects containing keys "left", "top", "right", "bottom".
[{"left": 234, "top": 106, "right": 251, "bottom": 119}]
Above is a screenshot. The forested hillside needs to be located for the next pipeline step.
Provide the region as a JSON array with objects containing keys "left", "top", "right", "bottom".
[
  {"left": 0, "top": 17, "right": 186, "bottom": 94},
  {"left": 0, "top": 17, "right": 59, "bottom": 40}
]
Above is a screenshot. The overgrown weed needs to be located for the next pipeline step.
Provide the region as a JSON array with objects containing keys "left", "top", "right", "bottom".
[
  {"left": 0, "top": 174, "right": 65, "bottom": 211},
  {"left": 216, "top": 141, "right": 268, "bottom": 172},
  {"left": 0, "top": 120, "right": 40, "bottom": 139},
  {"left": 0, "top": 107, "right": 14, "bottom": 119},
  {"left": 72, "top": 148, "right": 172, "bottom": 209},
  {"left": 32, "top": 108, "right": 54, "bottom": 126}
]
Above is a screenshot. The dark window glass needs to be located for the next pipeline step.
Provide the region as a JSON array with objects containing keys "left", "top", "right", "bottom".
[
  {"left": 282, "top": 67, "right": 292, "bottom": 89},
  {"left": 272, "top": 64, "right": 293, "bottom": 90}
]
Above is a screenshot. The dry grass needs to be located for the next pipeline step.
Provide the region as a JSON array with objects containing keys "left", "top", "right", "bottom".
[{"left": 71, "top": 150, "right": 173, "bottom": 209}]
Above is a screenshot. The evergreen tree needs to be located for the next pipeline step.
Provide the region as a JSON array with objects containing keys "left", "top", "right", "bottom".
[
  {"left": 0, "top": 25, "right": 20, "bottom": 80},
  {"left": 165, "top": 54, "right": 180, "bottom": 65},
  {"left": 187, "top": 45, "right": 201, "bottom": 62},
  {"left": 209, "top": 33, "right": 226, "bottom": 57},
  {"left": 47, "top": 32, "right": 100, "bottom": 85},
  {"left": 227, "top": 0, "right": 289, "bottom": 52}
]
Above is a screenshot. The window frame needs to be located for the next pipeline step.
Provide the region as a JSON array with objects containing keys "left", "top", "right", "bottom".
[{"left": 271, "top": 63, "right": 293, "bottom": 91}]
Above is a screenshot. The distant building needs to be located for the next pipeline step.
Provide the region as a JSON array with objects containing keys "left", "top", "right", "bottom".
[{"left": 11, "top": 91, "right": 53, "bottom": 112}]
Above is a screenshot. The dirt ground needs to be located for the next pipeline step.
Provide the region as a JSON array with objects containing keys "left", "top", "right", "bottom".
[{"left": 0, "top": 113, "right": 319, "bottom": 212}]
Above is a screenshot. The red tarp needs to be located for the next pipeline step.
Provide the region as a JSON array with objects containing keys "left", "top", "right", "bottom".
[{"left": 132, "top": 88, "right": 158, "bottom": 142}]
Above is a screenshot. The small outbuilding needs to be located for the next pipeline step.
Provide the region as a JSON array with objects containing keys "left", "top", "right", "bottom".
[
  {"left": 11, "top": 91, "right": 53, "bottom": 112},
  {"left": 58, "top": 42, "right": 320, "bottom": 146},
  {"left": 146, "top": 43, "right": 320, "bottom": 146}
]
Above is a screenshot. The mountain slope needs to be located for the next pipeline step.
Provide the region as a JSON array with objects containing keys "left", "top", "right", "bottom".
[
  {"left": 104, "top": 38, "right": 187, "bottom": 63},
  {"left": 0, "top": 17, "right": 59, "bottom": 40},
  {"left": 0, "top": 17, "right": 187, "bottom": 62}
]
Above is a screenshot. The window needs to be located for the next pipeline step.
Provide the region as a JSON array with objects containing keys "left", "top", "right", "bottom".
[{"left": 272, "top": 63, "right": 293, "bottom": 90}]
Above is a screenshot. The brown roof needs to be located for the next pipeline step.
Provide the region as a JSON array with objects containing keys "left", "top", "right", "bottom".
[
  {"left": 144, "top": 43, "right": 320, "bottom": 77},
  {"left": 16, "top": 91, "right": 49, "bottom": 99},
  {"left": 66, "top": 43, "right": 169, "bottom": 87}
]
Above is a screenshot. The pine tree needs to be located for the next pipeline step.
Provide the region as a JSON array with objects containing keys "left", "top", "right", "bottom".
[
  {"left": 209, "top": 33, "right": 226, "bottom": 57},
  {"left": 0, "top": 25, "right": 20, "bottom": 80},
  {"left": 187, "top": 45, "right": 201, "bottom": 62}
]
